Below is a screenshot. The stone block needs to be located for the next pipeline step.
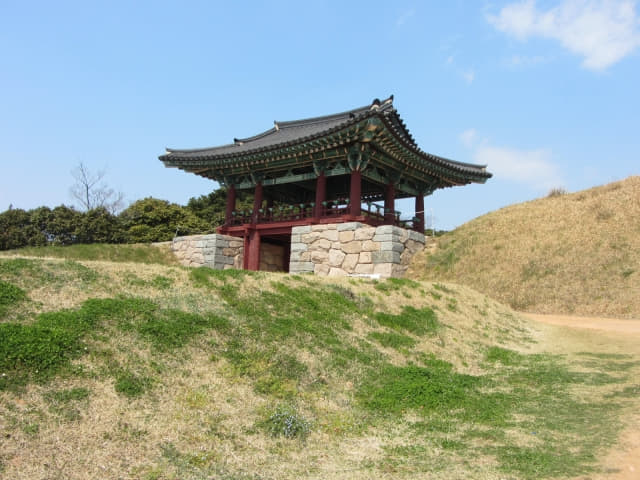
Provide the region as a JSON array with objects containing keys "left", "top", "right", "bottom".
[
  {"left": 354, "top": 228, "right": 375, "bottom": 240},
  {"left": 372, "top": 234, "right": 402, "bottom": 243},
  {"left": 328, "top": 267, "right": 347, "bottom": 277},
  {"left": 214, "top": 254, "right": 233, "bottom": 265},
  {"left": 342, "top": 253, "right": 359, "bottom": 272},
  {"left": 324, "top": 230, "right": 339, "bottom": 241},
  {"left": 337, "top": 222, "right": 364, "bottom": 231},
  {"left": 290, "top": 234, "right": 301, "bottom": 244},
  {"left": 372, "top": 251, "right": 401, "bottom": 264},
  {"left": 310, "top": 238, "right": 331, "bottom": 251},
  {"left": 290, "top": 242, "right": 308, "bottom": 252},
  {"left": 362, "top": 240, "right": 380, "bottom": 252},
  {"left": 229, "top": 240, "right": 244, "bottom": 248},
  {"left": 375, "top": 225, "right": 395, "bottom": 235},
  {"left": 328, "top": 249, "right": 346, "bottom": 267},
  {"left": 342, "top": 241, "right": 363, "bottom": 254},
  {"left": 338, "top": 230, "right": 355, "bottom": 242},
  {"left": 299, "top": 251, "right": 311, "bottom": 261},
  {"left": 289, "top": 251, "right": 301, "bottom": 262},
  {"left": 314, "top": 263, "right": 330, "bottom": 275},
  {"left": 293, "top": 225, "right": 312, "bottom": 234},
  {"left": 358, "top": 251, "right": 372, "bottom": 264},
  {"left": 290, "top": 261, "right": 314, "bottom": 273},
  {"left": 311, "top": 225, "right": 327, "bottom": 232},
  {"left": 379, "top": 242, "right": 405, "bottom": 253},
  {"left": 354, "top": 263, "right": 374, "bottom": 274},
  {"left": 310, "top": 250, "right": 329, "bottom": 263},
  {"left": 373, "top": 263, "right": 393, "bottom": 277},
  {"left": 302, "top": 232, "right": 322, "bottom": 243}
]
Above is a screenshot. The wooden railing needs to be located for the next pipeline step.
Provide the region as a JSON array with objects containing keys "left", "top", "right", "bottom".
[{"left": 228, "top": 200, "right": 421, "bottom": 232}]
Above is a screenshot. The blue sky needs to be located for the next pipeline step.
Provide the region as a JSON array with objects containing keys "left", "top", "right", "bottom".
[{"left": 1, "top": 0, "right": 638, "bottom": 230}]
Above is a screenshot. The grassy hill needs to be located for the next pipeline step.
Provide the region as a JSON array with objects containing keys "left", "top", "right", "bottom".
[
  {"left": 1, "top": 249, "right": 639, "bottom": 479},
  {"left": 409, "top": 176, "right": 640, "bottom": 318}
]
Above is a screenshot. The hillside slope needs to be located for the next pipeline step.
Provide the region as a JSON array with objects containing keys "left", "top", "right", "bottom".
[
  {"left": 409, "top": 176, "right": 640, "bottom": 318},
  {"left": 2, "top": 255, "right": 639, "bottom": 479}
]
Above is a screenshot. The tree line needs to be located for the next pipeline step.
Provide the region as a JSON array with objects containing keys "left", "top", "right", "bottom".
[{"left": 0, "top": 190, "right": 253, "bottom": 251}]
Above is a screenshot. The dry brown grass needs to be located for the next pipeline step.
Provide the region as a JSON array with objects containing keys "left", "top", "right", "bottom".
[{"left": 408, "top": 176, "right": 640, "bottom": 318}]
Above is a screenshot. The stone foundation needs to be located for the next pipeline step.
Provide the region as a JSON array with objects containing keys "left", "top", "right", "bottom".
[
  {"left": 171, "top": 234, "right": 243, "bottom": 269},
  {"left": 289, "top": 222, "right": 425, "bottom": 278}
]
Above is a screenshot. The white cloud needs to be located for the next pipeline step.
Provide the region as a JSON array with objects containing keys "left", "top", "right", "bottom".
[
  {"left": 462, "top": 69, "right": 476, "bottom": 84},
  {"left": 459, "top": 128, "right": 478, "bottom": 147},
  {"left": 475, "top": 145, "right": 562, "bottom": 189},
  {"left": 487, "top": 0, "right": 640, "bottom": 70},
  {"left": 396, "top": 9, "right": 415, "bottom": 26},
  {"left": 459, "top": 129, "right": 563, "bottom": 189}
]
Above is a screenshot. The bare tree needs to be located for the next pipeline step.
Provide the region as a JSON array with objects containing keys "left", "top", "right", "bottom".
[{"left": 69, "top": 162, "right": 125, "bottom": 214}]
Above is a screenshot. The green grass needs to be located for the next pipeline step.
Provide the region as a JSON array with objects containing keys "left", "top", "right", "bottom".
[
  {"left": 374, "top": 306, "right": 440, "bottom": 335},
  {"left": 367, "top": 331, "right": 417, "bottom": 350},
  {"left": 357, "top": 347, "right": 629, "bottom": 479},
  {"left": 0, "top": 279, "right": 26, "bottom": 315},
  {"left": 1, "top": 243, "right": 178, "bottom": 265}
]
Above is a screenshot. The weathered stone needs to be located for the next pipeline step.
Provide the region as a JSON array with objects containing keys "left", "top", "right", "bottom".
[
  {"left": 310, "top": 250, "right": 329, "bottom": 263},
  {"left": 358, "top": 251, "right": 372, "bottom": 264},
  {"left": 290, "top": 262, "right": 314, "bottom": 273},
  {"left": 372, "top": 251, "right": 401, "bottom": 264},
  {"left": 354, "top": 228, "right": 375, "bottom": 240},
  {"left": 289, "top": 251, "right": 302, "bottom": 262},
  {"left": 299, "top": 251, "right": 311, "bottom": 261},
  {"left": 324, "top": 230, "right": 339, "bottom": 241},
  {"left": 213, "top": 254, "right": 233, "bottom": 264},
  {"left": 222, "top": 247, "right": 237, "bottom": 256},
  {"left": 375, "top": 225, "right": 395, "bottom": 235},
  {"left": 338, "top": 230, "right": 354, "bottom": 242},
  {"left": 328, "top": 267, "right": 347, "bottom": 276},
  {"left": 293, "top": 225, "right": 312, "bottom": 234},
  {"left": 373, "top": 263, "right": 393, "bottom": 277},
  {"left": 342, "top": 241, "right": 363, "bottom": 254},
  {"left": 314, "top": 263, "right": 330, "bottom": 275},
  {"left": 311, "top": 224, "right": 327, "bottom": 232},
  {"left": 362, "top": 240, "right": 380, "bottom": 252},
  {"left": 290, "top": 242, "right": 308, "bottom": 252},
  {"left": 229, "top": 240, "right": 244, "bottom": 248},
  {"left": 290, "top": 234, "right": 301, "bottom": 244},
  {"left": 337, "top": 222, "right": 363, "bottom": 231},
  {"left": 310, "top": 238, "right": 331, "bottom": 250},
  {"left": 372, "top": 234, "right": 402, "bottom": 243},
  {"left": 342, "top": 253, "right": 359, "bottom": 272},
  {"left": 328, "top": 249, "right": 346, "bottom": 267},
  {"left": 354, "top": 263, "right": 374, "bottom": 274},
  {"left": 379, "top": 242, "right": 404, "bottom": 253},
  {"left": 302, "top": 232, "right": 322, "bottom": 243}
]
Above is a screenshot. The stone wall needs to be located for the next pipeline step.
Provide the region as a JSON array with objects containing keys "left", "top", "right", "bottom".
[
  {"left": 289, "top": 222, "right": 425, "bottom": 278},
  {"left": 260, "top": 242, "right": 287, "bottom": 272},
  {"left": 171, "top": 234, "right": 243, "bottom": 269}
]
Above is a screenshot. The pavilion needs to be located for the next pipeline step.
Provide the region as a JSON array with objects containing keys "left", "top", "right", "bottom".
[{"left": 159, "top": 96, "right": 491, "bottom": 273}]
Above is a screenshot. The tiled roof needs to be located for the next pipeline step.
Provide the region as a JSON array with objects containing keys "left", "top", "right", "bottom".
[
  {"left": 163, "top": 97, "right": 403, "bottom": 157},
  {"left": 159, "top": 96, "right": 492, "bottom": 187}
]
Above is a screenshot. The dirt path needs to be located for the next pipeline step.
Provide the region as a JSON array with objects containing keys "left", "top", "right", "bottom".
[{"left": 522, "top": 313, "right": 640, "bottom": 480}]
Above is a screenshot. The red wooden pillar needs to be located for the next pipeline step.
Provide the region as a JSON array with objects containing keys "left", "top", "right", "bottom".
[
  {"left": 350, "top": 170, "right": 362, "bottom": 216},
  {"left": 384, "top": 183, "right": 395, "bottom": 224},
  {"left": 252, "top": 182, "right": 263, "bottom": 224},
  {"left": 246, "top": 229, "right": 261, "bottom": 271},
  {"left": 415, "top": 193, "right": 425, "bottom": 232},
  {"left": 225, "top": 184, "right": 236, "bottom": 225},
  {"left": 314, "top": 172, "right": 326, "bottom": 218}
]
